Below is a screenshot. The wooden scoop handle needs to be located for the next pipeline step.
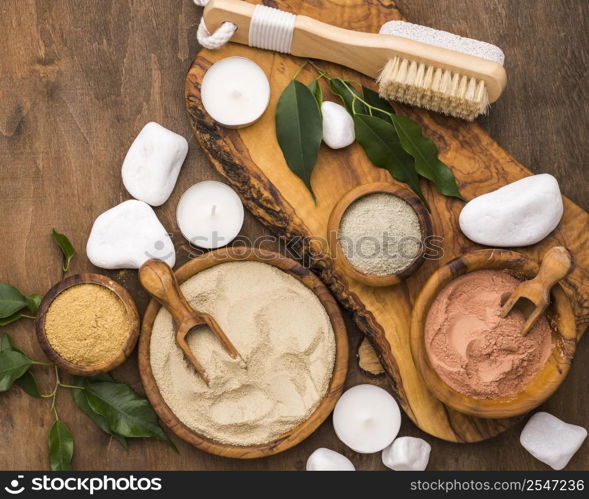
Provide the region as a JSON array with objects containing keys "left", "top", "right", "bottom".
[
  {"left": 139, "top": 259, "right": 212, "bottom": 385},
  {"left": 139, "top": 259, "right": 196, "bottom": 327},
  {"left": 532, "top": 246, "right": 574, "bottom": 297}
]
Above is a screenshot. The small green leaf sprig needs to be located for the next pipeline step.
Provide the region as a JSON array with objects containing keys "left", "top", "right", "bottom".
[
  {"left": 275, "top": 61, "right": 463, "bottom": 209},
  {"left": 51, "top": 228, "right": 75, "bottom": 273},
  {"left": 0, "top": 230, "right": 175, "bottom": 470}
]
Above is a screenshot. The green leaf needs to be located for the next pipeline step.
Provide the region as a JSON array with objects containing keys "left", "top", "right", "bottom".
[
  {"left": 0, "top": 313, "right": 25, "bottom": 327},
  {"left": 0, "top": 334, "right": 40, "bottom": 397},
  {"left": 275, "top": 80, "right": 323, "bottom": 200},
  {"left": 84, "top": 380, "right": 175, "bottom": 450},
  {"left": 48, "top": 420, "right": 74, "bottom": 471},
  {"left": 0, "top": 335, "right": 13, "bottom": 351},
  {"left": 15, "top": 371, "right": 41, "bottom": 398},
  {"left": 329, "top": 78, "right": 367, "bottom": 115},
  {"left": 26, "top": 294, "right": 41, "bottom": 314},
  {"left": 362, "top": 86, "right": 395, "bottom": 122},
  {"left": 0, "top": 283, "right": 27, "bottom": 319},
  {"left": 0, "top": 350, "right": 33, "bottom": 391},
  {"left": 388, "top": 113, "right": 463, "bottom": 199},
  {"left": 51, "top": 229, "right": 75, "bottom": 272},
  {"left": 308, "top": 79, "right": 323, "bottom": 109},
  {"left": 353, "top": 113, "right": 429, "bottom": 210},
  {"left": 71, "top": 376, "right": 127, "bottom": 449}
]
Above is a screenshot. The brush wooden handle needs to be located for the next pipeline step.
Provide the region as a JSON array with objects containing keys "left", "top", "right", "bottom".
[{"left": 203, "top": 0, "right": 507, "bottom": 102}]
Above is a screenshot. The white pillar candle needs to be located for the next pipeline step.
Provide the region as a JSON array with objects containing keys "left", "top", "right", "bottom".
[
  {"left": 176, "top": 181, "right": 244, "bottom": 249},
  {"left": 201, "top": 56, "right": 270, "bottom": 128},
  {"left": 333, "top": 384, "right": 401, "bottom": 453}
]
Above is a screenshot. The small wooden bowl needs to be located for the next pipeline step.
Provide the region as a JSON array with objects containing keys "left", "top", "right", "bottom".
[
  {"left": 327, "top": 182, "right": 433, "bottom": 287},
  {"left": 36, "top": 274, "right": 140, "bottom": 376},
  {"left": 411, "top": 249, "right": 577, "bottom": 419},
  {"left": 139, "top": 246, "right": 349, "bottom": 459}
]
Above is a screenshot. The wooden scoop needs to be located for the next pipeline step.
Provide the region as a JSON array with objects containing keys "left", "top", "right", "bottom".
[
  {"left": 500, "top": 246, "right": 574, "bottom": 336},
  {"left": 139, "top": 259, "right": 242, "bottom": 386}
]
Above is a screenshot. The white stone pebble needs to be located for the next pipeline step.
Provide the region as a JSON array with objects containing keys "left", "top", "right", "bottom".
[
  {"left": 520, "top": 412, "right": 587, "bottom": 470},
  {"left": 86, "top": 199, "right": 175, "bottom": 270},
  {"left": 306, "top": 448, "right": 356, "bottom": 471},
  {"left": 321, "top": 101, "right": 355, "bottom": 149},
  {"left": 122, "top": 122, "right": 188, "bottom": 207},
  {"left": 459, "top": 174, "right": 563, "bottom": 247},
  {"left": 382, "top": 437, "right": 431, "bottom": 471}
]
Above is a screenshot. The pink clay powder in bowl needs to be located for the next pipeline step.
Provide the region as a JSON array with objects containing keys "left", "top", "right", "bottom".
[{"left": 424, "top": 270, "right": 554, "bottom": 399}]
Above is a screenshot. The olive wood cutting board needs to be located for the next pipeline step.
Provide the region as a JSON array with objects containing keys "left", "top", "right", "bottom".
[{"left": 185, "top": 0, "right": 589, "bottom": 443}]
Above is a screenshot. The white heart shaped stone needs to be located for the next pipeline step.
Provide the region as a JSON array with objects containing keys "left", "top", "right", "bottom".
[
  {"left": 459, "top": 174, "right": 563, "bottom": 247},
  {"left": 86, "top": 199, "right": 175, "bottom": 269},
  {"left": 321, "top": 101, "right": 355, "bottom": 149},
  {"left": 306, "top": 448, "right": 356, "bottom": 471},
  {"left": 122, "top": 122, "right": 188, "bottom": 207}
]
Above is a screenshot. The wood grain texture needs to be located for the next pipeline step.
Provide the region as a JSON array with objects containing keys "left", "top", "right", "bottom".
[
  {"left": 35, "top": 273, "right": 140, "bottom": 376},
  {"left": 185, "top": 0, "right": 589, "bottom": 444},
  {"left": 139, "top": 247, "right": 348, "bottom": 458},
  {"left": 0, "top": 0, "right": 587, "bottom": 470}
]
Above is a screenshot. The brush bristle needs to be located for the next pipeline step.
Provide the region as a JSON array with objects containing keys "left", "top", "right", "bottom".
[{"left": 377, "top": 56, "right": 489, "bottom": 121}]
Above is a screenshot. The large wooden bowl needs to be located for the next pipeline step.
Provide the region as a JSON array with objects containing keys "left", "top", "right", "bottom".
[
  {"left": 36, "top": 273, "right": 140, "bottom": 376},
  {"left": 411, "top": 249, "right": 577, "bottom": 419},
  {"left": 327, "top": 182, "right": 433, "bottom": 287},
  {"left": 139, "top": 246, "right": 349, "bottom": 459}
]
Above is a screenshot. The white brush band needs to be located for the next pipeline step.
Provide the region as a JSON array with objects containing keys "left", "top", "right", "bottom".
[
  {"left": 248, "top": 5, "right": 296, "bottom": 53},
  {"left": 380, "top": 21, "right": 505, "bottom": 65}
]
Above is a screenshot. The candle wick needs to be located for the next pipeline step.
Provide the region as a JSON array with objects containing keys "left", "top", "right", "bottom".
[{"left": 211, "top": 204, "right": 217, "bottom": 216}]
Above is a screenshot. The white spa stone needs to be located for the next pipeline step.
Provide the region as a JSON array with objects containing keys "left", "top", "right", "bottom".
[
  {"left": 333, "top": 384, "right": 401, "bottom": 454},
  {"left": 121, "top": 122, "right": 188, "bottom": 207},
  {"left": 201, "top": 56, "right": 270, "bottom": 128},
  {"left": 86, "top": 200, "right": 175, "bottom": 269},
  {"left": 306, "top": 448, "right": 356, "bottom": 471},
  {"left": 459, "top": 174, "right": 563, "bottom": 247},
  {"left": 381, "top": 437, "right": 431, "bottom": 471},
  {"left": 520, "top": 412, "right": 587, "bottom": 470},
  {"left": 321, "top": 101, "right": 355, "bottom": 149}
]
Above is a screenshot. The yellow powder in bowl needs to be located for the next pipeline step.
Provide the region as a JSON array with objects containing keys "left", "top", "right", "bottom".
[{"left": 44, "top": 284, "right": 129, "bottom": 366}]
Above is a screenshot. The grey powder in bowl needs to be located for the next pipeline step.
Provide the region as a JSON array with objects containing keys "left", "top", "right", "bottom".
[{"left": 338, "top": 193, "right": 422, "bottom": 276}]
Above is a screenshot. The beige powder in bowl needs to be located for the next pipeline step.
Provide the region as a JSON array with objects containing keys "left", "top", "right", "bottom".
[
  {"left": 338, "top": 193, "right": 422, "bottom": 276},
  {"left": 149, "top": 261, "right": 336, "bottom": 446}
]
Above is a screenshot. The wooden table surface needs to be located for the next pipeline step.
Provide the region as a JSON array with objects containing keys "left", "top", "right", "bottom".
[{"left": 0, "top": 0, "right": 587, "bottom": 471}]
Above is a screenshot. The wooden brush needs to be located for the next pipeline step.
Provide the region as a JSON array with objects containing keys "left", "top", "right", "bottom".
[{"left": 202, "top": 0, "right": 507, "bottom": 120}]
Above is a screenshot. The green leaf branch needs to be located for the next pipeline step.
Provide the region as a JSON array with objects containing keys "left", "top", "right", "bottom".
[
  {"left": 1, "top": 335, "right": 176, "bottom": 469},
  {"left": 275, "top": 61, "right": 463, "bottom": 208},
  {"left": 0, "top": 229, "right": 175, "bottom": 471}
]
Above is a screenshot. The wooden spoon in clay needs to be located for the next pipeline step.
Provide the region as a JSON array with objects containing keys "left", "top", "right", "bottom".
[
  {"left": 500, "top": 246, "right": 574, "bottom": 336},
  {"left": 139, "top": 259, "right": 242, "bottom": 386}
]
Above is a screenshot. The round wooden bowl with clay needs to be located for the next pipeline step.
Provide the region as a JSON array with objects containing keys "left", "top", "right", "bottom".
[
  {"left": 327, "top": 182, "right": 433, "bottom": 287},
  {"left": 411, "top": 249, "right": 577, "bottom": 419},
  {"left": 35, "top": 274, "right": 140, "bottom": 376},
  {"left": 138, "top": 246, "right": 349, "bottom": 459}
]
